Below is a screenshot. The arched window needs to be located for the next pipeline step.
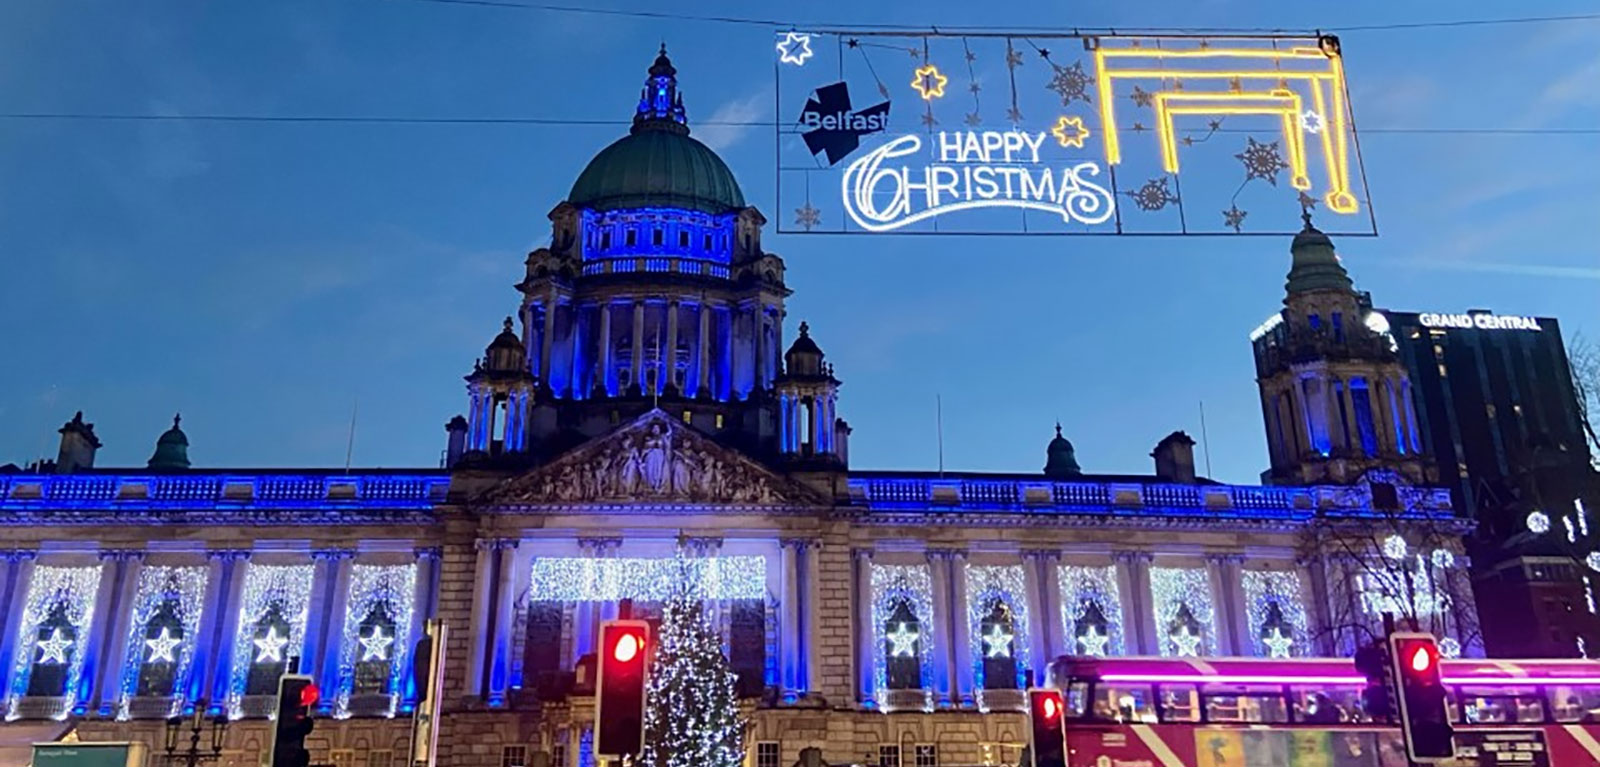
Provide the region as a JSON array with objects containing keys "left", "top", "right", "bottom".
[
  {"left": 26, "top": 603, "right": 76, "bottom": 697},
  {"left": 245, "top": 604, "right": 293, "bottom": 696},
  {"left": 978, "top": 599, "right": 1018, "bottom": 690},
  {"left": 353, "top": 605, "right": 398, "bottom": 696},
  {"left": 136, "top": 600, "right": 185, "bottom": 697},
  {"left": 883, "top": 600, "right": 922, "bottom": 690},
  {"left": 1073, "top": 599, "right": 1112, "bottom": 657},
  {"left": 1166, "top": 603, "right": 1204, "bottom": 657}
]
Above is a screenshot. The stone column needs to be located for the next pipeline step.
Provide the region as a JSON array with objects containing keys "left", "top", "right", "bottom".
[
  {"left": 206, "top": 551, "right": 251, "bottom": 708},
  {"left": 1114, "top": 551, "right": 1155, "bottom": 655},
  {"left": 314, "top": 550, "right": 356, "bottom": 708},
  {"left": 465, "top": 540, "right": 496, "bottom": 698},
  {"left": 1206, "top": 555, "right": 1248, "bottom": 656},
  {"left": 949, "top": 551, "right": 973, "bottom": 707},
  {"left": 1019, "top": 552, "right": 1050, "bottom": 686},
  {"left": 540, "top": 293, "right": 559, "bottom": 384},
  {"left": 800, "top": 540, "right": 821, "bottom": 697},
  {"left": 852, "top": 549, "right": 876, "bottom": 707},
  {"left": 597, "top": 301, "right": 614, "bottom": 396},
  {"left": 665, "top": 300, "right": 680, "bottom": 393},
  {"left": 0, "top": 552, "right": 34, "bottom": 692},
  {"left": 630, "top": 300, "right": 646, "bottom": 394},
  {"left": 1321, "top": 378, "right": 1345, "bottom": 453},
  {"left": 93, "top": 551, "right": 145, "bottom": 716},
  {"left": 1285, "top": 382, "right": 1311, "bottom": 459},
  {"left": 1036, "top": 551, "right": 1063, "bottom": 659},
  {"left": 1402, "top": 379, "right": 1422, "bottom": 453},
  {"left": 76, "top": 550, "right": 125, "bottom": 714},
  {"left": 1341, "top": 378, "right": 1361, "bottom": 454},
  {"left": 487, "top": 539, "right": 520, "bottom": 706},
  {"left": 779, "top": 539, "right": 801, "bottom": 700},
  {"left": 697, "top": 302, "right": 712, "bottom": 397},
  {"left": 302, "top": 550, "right": 338, "bottom": 677},
  {"left": 405, "top": 548, "right": 441, "bottom": 709},
  {"left": 926, "top": 549, "right": 956, "bottom": 707},
  {"left": 1370, "top": 378, "right": 1395, "bottom": 455},
  {"left": 1302, "top": 554, "right": 1336, "bottom": 656}
]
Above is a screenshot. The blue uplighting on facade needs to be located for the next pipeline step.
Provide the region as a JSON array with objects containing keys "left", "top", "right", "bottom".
[{"left": 0, "top": 473, "right": 448, "bottom": 516}]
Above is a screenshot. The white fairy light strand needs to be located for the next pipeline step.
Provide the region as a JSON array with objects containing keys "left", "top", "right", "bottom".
[
  {"left": 1149, "top": 567, "right": 1217, "bottom": 657},
  {"left": 528, "top": 556, "right": 766, "bottom": 601},
  {"left": 226, "top": 564, "right": 314, "bottom": 718},
  {"left": 1057, "top": 564, "right": 1125, "bottom": 656},
  {"left": 5, "top": 565, "right": 103, "bottom": 721},
  {"left": 869, "top": 563, "right": 935, "bottom": 711},
  {"left": 334, "top": 563, "right": 417, "bottom": 718},
  {"left": 964, "top": 564, "right": 1031, "bottom": 705},
  {"left": 116, "top": 566, "right": 208, "bottom": 720},
  {"left": 1241, "top": 569, "right": 1309, "bottom": 658}
]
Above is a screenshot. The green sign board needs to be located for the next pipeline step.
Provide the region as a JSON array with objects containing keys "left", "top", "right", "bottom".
[{"left": 31, "top": 742, "right": 144, "bottom": 767}]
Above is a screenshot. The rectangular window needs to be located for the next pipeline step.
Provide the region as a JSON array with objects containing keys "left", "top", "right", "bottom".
[
  {"left": 914, "top": 745, "right": 937, "bottom": 767},
  {"left": 552, "top": 743, "right": 568, "bottom": 767},
  {"left": 756, "top": 742, "right": 781, "bottom": 767},
  {"left": 366, "top": 752, "right": 393, "bottom": 767},
  {"left": 1308, "top": 313, "right": 1322, "bottom": 330},
  {"left": 653, "top": 228, "right": 663, "bottom": 246},
  {"left": 625, "top": 229, "right": 637, "bottom": 247},
  {"left": 679, "top": 230, "right": 690, "bottom": 248},
  {"left": 879, "top": 746, "right": 901, "bottom": 767},
  {"left": 330, "top": 752, "right": 356, "bottom": 767},
  {"left": 602, "top": 231, "right": 611, "bottom": 250},
  {"left": 704, "top": 233, "right": 713, "bottom": 251},
  {"left": 503, "top": 746, "right": 528, "bottom": 767},
  {"left": 1332, "top": 312, "right": 1344, "bottom": 342}
]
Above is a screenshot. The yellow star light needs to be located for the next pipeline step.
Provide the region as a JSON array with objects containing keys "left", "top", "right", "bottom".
[
  {"left": 1051, "top": 116, "right": 1091, "bottom": 148},
  {"left": 911, "top": 64, "right": 948, "bottom": 100}
]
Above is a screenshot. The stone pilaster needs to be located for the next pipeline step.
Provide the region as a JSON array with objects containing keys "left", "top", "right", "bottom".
[
  {"left": 92, "top": 550, "right": 145, "bottom": 716},
  {"left": 779, "top": 539, "right": 802, "bottom": 701},
  {"left": 1019, "top": 551, "right": 1051, "bottom": 685},
  {"left": 0, "top": 552, "right": 31, "bottom": 690},
  {"left": 949, "top": 551, "right": 973, "bottom": 707},
  {"left": 312, "top": 548, "right": 356, "bottom": 709},
  {"left": 925, "top": 549, "right": 957, "bottom": 707},
  {"left": 486, "top": 538, "right": 519, "bottom": 706},
  {"left": 1113, "top": 551, "right": 1155, "bottom": 655},
  {"left": 851, "top": 548, "right": 875, "bottom": 707},
  {"left": 1206, "top": 554, "right": 1248, "bottom": 656},
  {"left": 204, "top": 550, "right": 251, "bottom": 708},
  {"left": 811, "top": 538, "right": 851, "bottom": 705}
]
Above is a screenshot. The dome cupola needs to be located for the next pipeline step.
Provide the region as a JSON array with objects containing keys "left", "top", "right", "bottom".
[
  {"left": 1044, "top": 423, "right": 1082, "bottom": 478},
  {"left": 147, "top": 413, "right": 191, "bottom": 470}
]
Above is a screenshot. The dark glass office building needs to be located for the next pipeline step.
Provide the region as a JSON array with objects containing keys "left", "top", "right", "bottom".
[{"left": 1378, "top": 307, "right": 1600, "bottom": 656}]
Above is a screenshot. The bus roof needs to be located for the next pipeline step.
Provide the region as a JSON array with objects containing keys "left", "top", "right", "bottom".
[{"left": 1053, "top": 655, "right": 1600, "bottom": 687}]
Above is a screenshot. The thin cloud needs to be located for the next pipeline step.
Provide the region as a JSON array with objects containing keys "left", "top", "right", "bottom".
[{"left": 693, "top": 90, "right": 769, "bottom": 152}]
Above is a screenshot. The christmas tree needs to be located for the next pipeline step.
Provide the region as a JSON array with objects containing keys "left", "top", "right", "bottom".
[{"left": 640, "top": 560, "right": 746, "bottom": 767}]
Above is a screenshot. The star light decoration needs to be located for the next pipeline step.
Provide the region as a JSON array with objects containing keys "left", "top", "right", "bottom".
[
  {"left": 1262, "top": 627, "right": 1294, "bottom": 659},
  {"left": 335, "top": 563, "right": 417, "bottom": 717},
  {"left": 911, "top": 64, "right": 949, "bottom": 100},
  {"left": 1150, "top": 567, "right": 1216, "bottom": 657},
  {"left": 1129, "top": 86, "right": 1154, "bottom": 107},
  {"left": 1299, "top": 109, "right": 1325, "bottom": 134},
  {"left": 144, "top": 627, "right": 182, "bottom": 664},
  {"left": 870, "top": 564, "right": 935, "bottom": 711},
  {"left": 227, "top": 564, "right": 313, "bottom": 718},
  {"left": 7, "top": 565, "right": 102, "bottom": 720},
  {"left": 1169, "top": 625, "right": 1202, "bottom": 657},
  {"left": 795, "top": 203, "right": 821, "bottom": 232},
  {"left": 1050, "top": 115, "right": 1090, "bottom": 148},
  {"left": 116, "top": 565, "right": 208, "bottom": 720},
  {"left": 1046, "top": 61, "right": 1092, "bottom": 106},
  {"left": 887, "top": 623, "right": 920, "bottom": 657},
  {"left": 253, "top": 626, "right": 289, "bottom": 663},
  {"left": 1235, "top": 137, "right": 1290, "bottom": 186},
  {"left": 775, "top": 32, "right": 813, "bottom": 66},
  {"left": 35, "top": 628, "right": 73, "bottom": 665},
  {"left": 1005, "top": 46, "right": 1024, "bottom": 69},
  {"left": 979, "top": 624, "right": 1014, "bottom": 658},
  {"left": 1059, "top": 565, "right": 1125, "bottom": 656},
  {"left": 1077, "top": 625, "right": 1110, "bottom": 657},
  {"left": 359, "top": 626, "right": 394, "bottom": 662},
  {"left": 1242, "top": 570, "right": 1309, "bottom": 659}
]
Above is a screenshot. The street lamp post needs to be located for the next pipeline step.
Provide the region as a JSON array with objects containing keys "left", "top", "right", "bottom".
[{"left": 162, "top": 699, "right": 228, "bottom": 767}]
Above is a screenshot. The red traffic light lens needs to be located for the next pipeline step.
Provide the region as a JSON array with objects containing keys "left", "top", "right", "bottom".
[
  {"left": 613, "top": 633, "right": 642, "bottom": 663},
  {"left": 1042, "top": 696, "right": 1059, "bottom": 720},
  {"left": 1408, "top": 645, "right": 1435, "bottom": 674},
  {"left": 299, "top": 682, "right": 320, "bottom": 708}
]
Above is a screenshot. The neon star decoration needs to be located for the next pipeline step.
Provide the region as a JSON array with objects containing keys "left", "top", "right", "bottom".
[
  {"left": 1169, "top": 625, "right": 1202, "bottom": 657},
  {"left": 1051, "top": 115, "right": 1091, "bottom": 148},
  {"left": 253, "top": 626, "right": 289, "bottom": 663},
  {"left": 981, "top": 624, "right": 1014, "bottom": 658},
  {"left": 1299, "top": 109, "right": 1325, "bottom": 134},
  {"left": 144, "top": 627, "right": 182, "bottom": 664},
  {"left": 887, "top": 623, "right": 920, "bottom": 657},
  {"left": 776, "top": 32, "right": 814, "bottom": 66},
  {"left": 911, "top": 64, "right": 949, "bottom": 100},
  {"left": 1262, "top": 628, "right": 1294, "bottom": 659},
  {"left": 1077, "top": 625, "right": 1110, "bottom": 656},
  {"left": 35, "top": 629, "right": 73, "bottom": 665},
  {"left": 359, "top": 626, "right": 394, "bottom": 662}
]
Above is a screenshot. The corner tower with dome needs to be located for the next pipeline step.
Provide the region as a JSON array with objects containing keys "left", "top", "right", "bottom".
[{"left": 455, "top": 45, "right": 843, "bottom": 470}]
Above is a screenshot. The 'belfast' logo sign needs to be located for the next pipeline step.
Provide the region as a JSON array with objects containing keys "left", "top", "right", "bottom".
[
  {"left": 841, "top": 130, "right": 1115, "bottom": 232},
  {"left": 800, "top": 82, "right": 889, "bottom": 166}
]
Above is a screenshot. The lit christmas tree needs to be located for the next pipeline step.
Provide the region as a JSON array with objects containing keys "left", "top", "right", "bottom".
[{"left": 640, "top": 560, "right": 746, "bottom": 767}]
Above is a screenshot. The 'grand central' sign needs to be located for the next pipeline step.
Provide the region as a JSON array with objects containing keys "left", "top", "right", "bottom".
[{"left": 1418, "top": 313, "right": 1543, "bottom": 331}]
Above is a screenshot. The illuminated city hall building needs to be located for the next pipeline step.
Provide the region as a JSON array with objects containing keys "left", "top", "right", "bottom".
[{"left": 0, "top": 50, "right": 1480, "bottom": 767}]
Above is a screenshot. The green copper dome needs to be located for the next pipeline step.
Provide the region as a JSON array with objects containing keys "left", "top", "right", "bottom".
[
  {"left": 147, "top": 414, "right": 191, "bottom": 470},
  {"left": 567, "top": 46, "right": 746, "bottom": 216},
  {"left": 1285, "top": 213, "right": 1354, "bottom": 296}
]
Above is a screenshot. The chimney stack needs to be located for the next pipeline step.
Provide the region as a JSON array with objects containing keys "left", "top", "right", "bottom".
[
  {"left": 56, "top": 411, "right": 102, "bottom": 474},
  {"left": 1152, "top": 431, "right": 1197, "bottom": 483},
  {"left": 444, "top": 415, "right": 469, "bottom": 469}
]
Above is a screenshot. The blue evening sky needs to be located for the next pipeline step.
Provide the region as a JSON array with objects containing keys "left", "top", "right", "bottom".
[{"left": 2, "top": 0, "right": 1597, "bottom": 482}]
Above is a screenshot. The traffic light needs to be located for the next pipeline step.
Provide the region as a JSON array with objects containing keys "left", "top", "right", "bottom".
[
  {"left": 1027, "top": 689, "right": 1066, "bottom": 767},
  {"left": 596, "top": 620, "right": 650, "bottom": 760},
  {"left": 1388, "top": 632, "right": 1454, "bottom": 762},
  {"left": 1353, "top": 642, "right": 1393, "bottom": 720},
  {"left": 270, "top": 674, "right": 318, "bottom": 767}
]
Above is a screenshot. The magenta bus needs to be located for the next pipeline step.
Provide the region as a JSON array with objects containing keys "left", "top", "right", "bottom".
[{"left": 1048, "top": 655, "right": 1600, "bottom": 766}]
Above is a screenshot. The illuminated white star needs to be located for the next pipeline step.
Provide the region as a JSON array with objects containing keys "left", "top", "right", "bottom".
[
  {"left": 1170, "top": 625, "right": 1201, "bottom": 657},
  {"left": 359, "top": 625, "right": 394, "bottom": 662},
  {"left": 1439, "top": 637, "right": 1462, "bottom": 658},
  {"left": 887, "top": 622, "right": 919, "bottom": 657},
  {"left": 1262, "top": 627, "right": 1294, "bottom": 658},
  {"left": 253, "top": 626, "right": 289, "bottom": 663},
  {"left": 1298, "top": 109, "right": 1324, "bottom": 134},
  {"left": 776, "top": 32, "right": 813, "bottom": 66},
  {"left": 145, "top": 627, "right": 182, "bottom": 664},
  {"left": 980, "top": 624, "right": 1014, "bottom": 658},
  {"left": 1527, "top": 511, "right": 1551, "bottom": 536},
  {"left": 1077, "top": 625, "right": 1109, "bottom": 657},
  {"left": 35, "top": 628, "right": 73, "bottom": 665}
]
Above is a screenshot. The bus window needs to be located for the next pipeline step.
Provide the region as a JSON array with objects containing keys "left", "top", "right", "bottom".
[
  {"left": 1290, "top": 687, "right": 1363, "bottom": 723},
  {"left": 1547, "top": 686, "right": 1600, "bottom": 722},
  {"left": 1202, "top": 685, "right": 1289, "bottom": 723},
  {"left": 1157, "top": 685, "right": 1200, "bottom": 722},
  {"left": 1096, "top": 684, "right": 1157, "bottom": 723},
  {"left": 1459, "top": 687, "right": 1547, "bottom": 724},
  {"left": 1064, "top": 680, "right": 1090, "bottom": 719}
]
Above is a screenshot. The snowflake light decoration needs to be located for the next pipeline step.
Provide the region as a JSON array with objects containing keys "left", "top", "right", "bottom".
[
  {"left": 911, "top": 65, "right": 948, "bottom": 100},
  {"left": 794, "top": 203, "right": 821, "bottom": 232},
  {"left": 870, "top": 564, "right": 935, "bottom": 711},
  {"left": 775, "top": 32, "right": 813, "bottom": 66},
  {"left": 1129, "top": 86, "right": 1153, "bottom": 107},
  {"left": 226, "top": 564, "right": 314, "bottom": 718},
  {"left": 1439, "top": 637, "right": 1462, "bottom": 659},
  {"left": 966, "top": 564, "right": 1031, "bottom": 697},
  {"left": 1045, "top": 61, "right": 1092, "bottom": 106},
  {"left": 1222, "top": 205, "right": 1248, "bottom": 233},
  {"left": 1243, "top": 570, "right": 1309, "bottom": 658},
  {"left": 1235, "top": 137, "right": 1290, "bottom": 186},
  {"left": 1058, "top": 565, "right": 1124, "bottom": 656},
  {"left": 1299, "top": 109, "right": 1325, "bottom": 134},
  {"left": 1150, "top": 567, "right": 1217, "bottom": 657},
  {"left": 116, "top": 565, "right": 207, "bottom": 720},
  {"left": 1126, "top": 177, "right": 1178, "bottom": 212},
  {"left": 7, "top": 565, "right": 102, "bottom": 721}
]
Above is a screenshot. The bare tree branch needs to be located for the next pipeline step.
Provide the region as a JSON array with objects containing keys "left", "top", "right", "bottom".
[{"left": 1569, "top": 333, "right": 1600, "bottom": 468}]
